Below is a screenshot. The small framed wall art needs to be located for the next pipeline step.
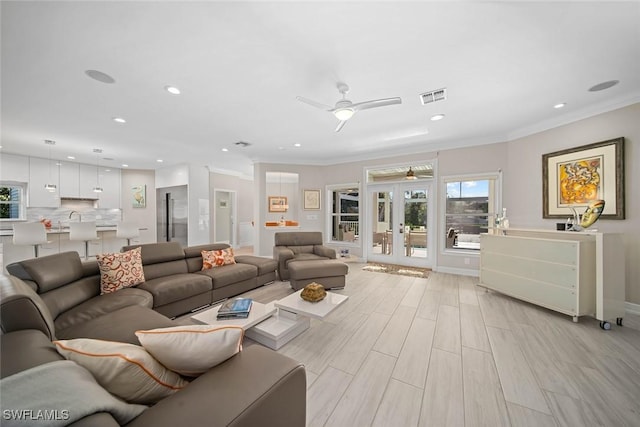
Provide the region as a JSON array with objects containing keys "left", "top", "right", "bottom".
[
  {"left": 132, "top": 185, "right": 146, "bottom": 208},
  {"left": 268, "top": 196, "right": 288, "bottom": 212},
  {"left": 303, "top": 189, "right": 321, "bottom": 210}
]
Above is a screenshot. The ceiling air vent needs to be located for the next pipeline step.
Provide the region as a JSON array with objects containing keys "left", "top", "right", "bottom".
[
  {"left": 420, "top": 88, "right": 447, "bottom": 105},
  {"left": 234, "top": 141, "right": 251, "bottom": 148}
]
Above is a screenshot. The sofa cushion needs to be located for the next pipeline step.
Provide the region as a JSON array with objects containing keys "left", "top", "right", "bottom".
[
  {"left": 55, "top": 305, "right": 175, "bottom": 345},
  {"left": 0, "top": 329, "right": 64, "bottom": 379},
  {"left": 274, "top": 231, "right": 323, "bottom": 246},
  {"left": 123, "top": 241, "right": 185, "bottom": 265},
  {"left": 96, "top": 247, "right": 145, "bottom": 295},
  {"left": 143, "top": 260, "right": 189, "bottom": 281},
  {"left": 54, "top": 338, "right": 189, "bottom": 405},
  {"left": 287, "top": 253, "right": 328, "bottom": 264},
  {"left": 136, "top": 325, "right": 244, "bottom": 376},
  {"left": 235, "top": 255, "right": 278, "bottom": 276},
  {"left": 201, "top": 248, "right": 236, "bottom": 269},
  {"left": 137, "top": 274, "right": 212, "bottom": 307},
  {"left": 53, "top": 287, "right": 153, "bottom": 332},
  {"left": 19, "top": 252, "right": 85, "bottom": 293},
  {"left": 288, "top": 245, "right": 314, "bottom": 255},
  {"left": 196, "top": 263, "right": 257, "bottom": 289}
]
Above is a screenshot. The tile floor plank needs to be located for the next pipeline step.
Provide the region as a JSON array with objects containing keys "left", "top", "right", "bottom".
[
  {"left": 372, "top": 379, "right": 423, "bottom": 427},
  {"left": 419, "top": 348, "right": 464, "bottom": 427}
]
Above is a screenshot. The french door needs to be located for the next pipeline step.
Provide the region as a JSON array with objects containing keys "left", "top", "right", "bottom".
[{"left": 367, "top": 182, "right": 433, "bottom": 267}]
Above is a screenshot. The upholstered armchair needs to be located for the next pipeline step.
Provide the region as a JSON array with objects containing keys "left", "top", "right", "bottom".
[{"left": 273, "top": 232, "right": 336, "bottom": 280}]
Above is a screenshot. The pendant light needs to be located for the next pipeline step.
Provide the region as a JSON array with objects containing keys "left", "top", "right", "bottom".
[
  {"left": 92, "top": 148, "right": 103, "bottom": 193},
  {"left": 44, "top": 140, "right": 57, "bottom": 192}
]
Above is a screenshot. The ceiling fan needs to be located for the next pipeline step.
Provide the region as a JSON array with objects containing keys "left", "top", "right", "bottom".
[{"left": 296, "top": 83, "right": 402, "bottom": 132}]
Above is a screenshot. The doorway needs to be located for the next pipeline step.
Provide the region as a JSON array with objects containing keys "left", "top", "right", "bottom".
[
  {"left": 367, "top": 182, "right": 432, "bottom": 267},
  {"left": 214, "top": 189, "right": 236, "bottom": 246}
]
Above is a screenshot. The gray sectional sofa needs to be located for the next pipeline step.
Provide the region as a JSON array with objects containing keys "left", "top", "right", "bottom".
[{"left": 0, "top": 242, "right": 306, "bottom": 427}]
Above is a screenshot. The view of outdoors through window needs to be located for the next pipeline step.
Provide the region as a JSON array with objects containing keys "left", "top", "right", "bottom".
[
  {"left": 445, "top": 180, "right": 493, "bottom": 250},
  {"left": 0, "top": 185, "right": 23, "bottom": 219},
  {"left": 331, "top": 189, "right": 359, "bottom": 242}
]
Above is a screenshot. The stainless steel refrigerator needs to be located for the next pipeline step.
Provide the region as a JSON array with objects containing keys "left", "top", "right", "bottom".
[{"left": 157, "top": 185, "right": 188, "bottom": 247}]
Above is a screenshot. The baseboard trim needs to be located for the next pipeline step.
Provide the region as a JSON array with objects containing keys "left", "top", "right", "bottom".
[
  {"left": 434, "top": 266, "right": 479, "bottom": 277},
  {"left": 625, "top": 301, "right": 640, "bottom": 316}
]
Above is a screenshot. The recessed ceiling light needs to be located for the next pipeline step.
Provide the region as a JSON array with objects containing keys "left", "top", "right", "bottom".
[
  {"left": 67, "top": 156, "right": 75, "bottom": 160},
  {"left": 85, "top": 69, "right": 115, "bottom": 84},
  {"left": 553, "top": 103, "right": 567, "bottom": 109},
  {"left": 588, "top": 80, "right": 619, "bottom": 92},
  {"left": 430, "top": 114, "right": 445, "bottom": 121},
  {"left": 112, "top": 117, "right": 126, "bottom": 123},
  {"left": 121, "top": 164, "right": 129, "bottom": 168},
  {"left": 278, "top": 146, "right": 285, "bottom": 150},
  {"left": 165, "top": 85, "right": 181, "bottom": 95},
  {"left": 221, "top": 148, "right": 229, "bottom": 152},
  {"left": 157, "top": 159, "right": 163, "bottom": 163},
  {"left": 294, "top": 143, "right": 301, "bottom": 147}
]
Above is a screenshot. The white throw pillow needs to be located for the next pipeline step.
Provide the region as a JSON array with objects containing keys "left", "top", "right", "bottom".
[
  {"left": 136, "top": 324, "right": 244, "bottom": 376},
  {"left": 54, "top": 338, "right": 189, "bottom": 405}
]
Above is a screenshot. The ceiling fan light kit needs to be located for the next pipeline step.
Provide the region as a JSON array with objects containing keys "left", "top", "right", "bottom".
[{"left": 297, "top": 82, "right": 401, "bottom": 132}]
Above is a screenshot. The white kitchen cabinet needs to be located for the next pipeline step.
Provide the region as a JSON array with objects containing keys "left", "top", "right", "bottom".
[
  {"left": 28, "top": 157, "right": 60, "bottom": 207},
  {"left": 79, "top": 164, "right": 99, "bottom": 199},
  {"left": 0, "top": 153, "right": 29, "bottom": 182},
  {"left": 97, "top": 168, "right": 121, "bottom": 208},
  {"left": 59, "top": 161, "right": 80, "bottom": 198}
]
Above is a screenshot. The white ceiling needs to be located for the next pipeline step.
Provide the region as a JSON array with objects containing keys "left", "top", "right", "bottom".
[{"left": 2, "top": 1, "right": 639, "bottom": 177}]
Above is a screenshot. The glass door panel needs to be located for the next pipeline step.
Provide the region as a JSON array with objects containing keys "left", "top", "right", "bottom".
[{"left": 368, "top": 183, "right": 432, "bottom": 267}]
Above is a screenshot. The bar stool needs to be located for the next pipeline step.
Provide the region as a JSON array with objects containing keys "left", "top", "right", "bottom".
[
  {"left": 116, "top": 221, "right": 140, "bottom": 246},
  {"left": 69, "top": 222, "right": 98, "bottom": 260},
  {"left": 13, "top": 222, "right": 49, "bottom": 258}
]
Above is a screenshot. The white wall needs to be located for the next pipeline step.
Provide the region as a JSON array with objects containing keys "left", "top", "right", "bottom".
[{"left": 188, "top": 165, "right": 210, "bottom": 246}]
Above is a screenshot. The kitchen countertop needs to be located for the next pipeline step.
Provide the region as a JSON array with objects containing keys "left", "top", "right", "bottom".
[{"left": 0, "top": 226, "right": 118, "bottom": 237}]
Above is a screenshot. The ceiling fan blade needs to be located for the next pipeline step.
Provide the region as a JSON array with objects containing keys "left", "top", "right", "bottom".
[
  {"left": 335, "top": 120, "right": 348, "bottom": 132},
  {"left": 352, "top": 97, "right": 402, "bottom": 112},
  {"left": 296, "top": 96, "right": 333, "bottom": 111}
]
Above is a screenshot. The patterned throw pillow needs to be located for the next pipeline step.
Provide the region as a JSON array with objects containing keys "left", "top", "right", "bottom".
[
  {"left": 201, "top": 248, "right": 236, "bottom": 270},
  {"left": 96, "top": 247, "right": 145, "bottom": 295},
  {"left": 54, "top": 338, "right": 188, "bottom": 404}
]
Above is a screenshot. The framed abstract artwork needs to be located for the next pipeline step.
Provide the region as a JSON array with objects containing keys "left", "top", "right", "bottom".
[{"left": 542, "top": 137, "right": 624, "bottom": 219}]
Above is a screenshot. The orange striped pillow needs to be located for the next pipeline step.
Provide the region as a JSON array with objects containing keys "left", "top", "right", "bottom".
[{"left": 54, "top": 338, "right": 188, "bottom": 404}]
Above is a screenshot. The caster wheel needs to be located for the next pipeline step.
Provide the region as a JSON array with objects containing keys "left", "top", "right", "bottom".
[
  {"left": 600, "top": 321, "right": 611, "bottom": 330},
  {"left": 616, "top": 317, "right": 623, "bottom": 326}
]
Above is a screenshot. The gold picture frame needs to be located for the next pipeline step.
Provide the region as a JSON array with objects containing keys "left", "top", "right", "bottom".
[
  {"left": 542, "top": 137, "right": 624, "bottom": 219},
  {"left": 268, "top": 196, "right": 288, "bottom": 212},
  {"left": 303, "top": 189, "right": 321, "bottom": 210}
]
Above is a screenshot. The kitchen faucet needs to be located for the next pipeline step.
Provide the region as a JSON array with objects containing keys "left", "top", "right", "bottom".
[{"left": 69, "top": 211, "right": 82, "bottom": 222}]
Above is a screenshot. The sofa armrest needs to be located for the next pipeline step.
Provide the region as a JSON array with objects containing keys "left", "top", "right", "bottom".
[
  {"left": 273, "top": 246, "right": 294, "bottom": 280},
  {"left": 0, "top": 275, "right": 56, "bottom": 340},
  {"left": 314, "top": 245, "right": 337, "bottom": 259},
  {"left": 125, "top": 345, "right": 306, "bottom": 427}
]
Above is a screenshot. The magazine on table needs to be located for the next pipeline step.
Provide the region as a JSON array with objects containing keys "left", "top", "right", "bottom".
[{"left": 216, "top": 298, "right": 253, "bottom": 319}]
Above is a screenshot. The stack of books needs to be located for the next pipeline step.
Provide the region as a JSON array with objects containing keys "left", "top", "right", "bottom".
[{"left": 216, "top": 298, "right": 253, "bottom": 320}]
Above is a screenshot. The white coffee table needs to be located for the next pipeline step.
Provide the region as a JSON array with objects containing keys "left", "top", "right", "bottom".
[
  {"left": 245, "top": 290, "right": 348, "bottom": 350},
  {"left": 191, "top": 300, "right": 277, "bottom": 330}
]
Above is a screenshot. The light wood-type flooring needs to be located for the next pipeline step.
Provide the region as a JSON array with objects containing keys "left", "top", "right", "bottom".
[{"left": 217, "top": 263, "right": 640, "bottom": 427}]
